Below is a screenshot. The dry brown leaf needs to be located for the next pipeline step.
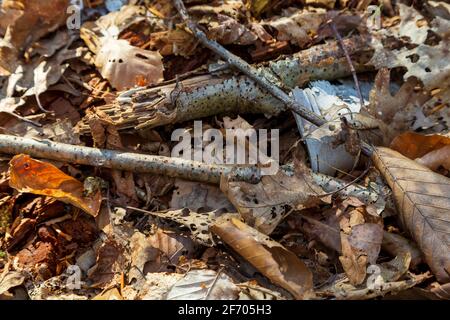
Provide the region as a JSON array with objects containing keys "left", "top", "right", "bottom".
[
  {"left": 391, "top": 132, "right": 450, "bottom": 160},
  {"left": 339, "top": 233, "right": 368, "bottom": 286},
  {"left": 0, "top": 0, "right": 70, "bottom": 76},
  {"left": 220, "top": 164, "right": 324, "bottom": 235},
  {"left": 382, "top": 231, "right": 423, "bottom": 268},
  {"left": 170, "top": 179, "right": 235, "bottom": 213},
  {"left": 88, "top": 239, "right": 127, "bottom": 288},
  {"left": 263, "top": 9, "right": 326, "bottom": 47},
  {"left": 416, "top": 145, "right": 450, "bottom": 172},
  {"left": 211, "top": 216, "right": 314, "bottom": 299},
  {"left": 93, "top": 287, "right": 123, "bottom": 300},
  {"left": 390, "top": 132, "right": 450, "bottom": 172},
  {"left": 9, "top": 154, "right": 102, "bottom": 217},
  {"left": 95, "top": 36, "right": 164, "bottom": 91},
  {"left": 372, "top": 147, "right": 450, "bottom": 283}
]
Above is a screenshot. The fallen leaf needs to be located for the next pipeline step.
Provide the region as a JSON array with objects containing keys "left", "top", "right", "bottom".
[
  {"left": 166, "top": 269, "right": 239, "bottom": 300},
  {"left": 93, "top": 287, "right": 123, "bottom": 300},
  {"left": 391, "top": 132, "right": 450, "bottom": 160},
  {"left": 211, "top": 216, "right": 314, "bottom": 299},
  {"left": 220, "top": 164, "right": 324, "bottom": 235},
  {"left": 95, "top": 36, "right": 164, "bottom": 91},
  {"left": 382, "top": 231, "right": 423, "bottom": 268},
  {"left": 88, "top": 239, "right": 127, "bottom": 288},
  {"left": 372, "top": 147, "right": 450, "bottom": 283},
  {"left": 9, "top": 154, "right": 102, "bottom": 217},
  {"left": 142, "top": 209, "right": 237, "bottom": 247},
  {"left": 0, "top": 269, "right": 26, "bottom": 297},
  {"left": 416, "top": 145, "right": 450, "bottom": 172}
]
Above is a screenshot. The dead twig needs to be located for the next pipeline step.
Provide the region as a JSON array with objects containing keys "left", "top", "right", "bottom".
[
  {"left": 0, "top": 134, "right": 260, "bottom": 184},
  {"left": 330, "top": 22, "right": 366, "bottom": 111}
]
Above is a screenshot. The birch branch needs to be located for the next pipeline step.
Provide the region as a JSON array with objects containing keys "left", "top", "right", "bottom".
[
  {"left": 76, "top": 36, "right": 372, "bottom": 134},
  {"left": 0, "top": 135, "right": 260, "bottom": 184}
]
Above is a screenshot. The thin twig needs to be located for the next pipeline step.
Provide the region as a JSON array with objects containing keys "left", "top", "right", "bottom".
[
  {"left": 330, "top": 22, "right": 365, "bottom": 110},
  {"left": 316, "top": 167, "right": 370, "bottom": 198},
  {"left": 172, "top": 0, "right": 374, "bottom": 157},
  {"left": 0, "top": 134, "right": 260, "bottom": 184}
]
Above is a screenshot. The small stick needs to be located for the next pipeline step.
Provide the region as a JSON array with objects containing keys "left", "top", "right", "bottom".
[
  {"left": 172, "top": 0, "right": 374, "bottom": 157},
  {"left": 330, "top": 22, "right": 365, "bottom": 110},
  {"left": 0, "top": 135, "right": 260, "bottom": 184}
]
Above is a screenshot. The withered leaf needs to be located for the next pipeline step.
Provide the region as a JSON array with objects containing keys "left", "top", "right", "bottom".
[
  {"left": 211, "top": 216, "right": 314, "bottom": 299},
  {"left": 95, "top": 36, "right": 164, "bottom": 91},
  {"left": 391, "top": 132, "right": 450, "bottom": 160},
  {"left": 372, "top": 147, "right": 450, "bottom": 283},
  {"left": 220, "top": 165, "right": 324, "bottom": 235},
  {"left": 9, "top": 154, "right": 102, "bottom": 217}
]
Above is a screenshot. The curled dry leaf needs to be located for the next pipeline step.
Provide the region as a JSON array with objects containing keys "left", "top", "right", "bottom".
[
  {"left": 263, "top": 9, "right": 326, "bottom": 47},
  {"left": 372, "top": 147, "right": 450, "bottom": 283},
  {"left": 211, "top": 216, "right": 314, "bottom": 299},
  {"left": 166, "top": 269, "right": 239, "bottom": 300},
  {"left": 0, "top": 0, "right": 70, "bottom": 76},
  {"left": 129, "top": 229, "right": 196, "bottom": 281},
  {"left": 95, "top": 36, "right": 164, "bottom": 91},
  {"left": 416, "top": 146, "right": 450, "bottom": 172},
  {"left": 0, "top": 268, "right": 26, "bottom": 297},
  {"left": 391, "top": 132, "right": 450, "bottom": 160},
  {"left": 8, "top": 155, "right": 102, "bottom": 217},
  {"left": 391, "top": 132, "right": 450, "bottom": 172},
  {"left": 220, "top": 165, "right": 325, "bottom": 235}
]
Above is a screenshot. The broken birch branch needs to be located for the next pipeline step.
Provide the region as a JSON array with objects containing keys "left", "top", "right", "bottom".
[
  {"left": 0, "top": 135, "right": 260, "bottom": 184},
  {"left": 76, "top": 36, "right": 373, "bottom": 134}
]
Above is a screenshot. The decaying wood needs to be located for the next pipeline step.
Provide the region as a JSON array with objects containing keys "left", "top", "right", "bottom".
[
  {"left": 76, "top": 36, "right": 373, "bottom": 134},
  {"left": 0, "top": 135, "right": 260, "bottom": 184}
]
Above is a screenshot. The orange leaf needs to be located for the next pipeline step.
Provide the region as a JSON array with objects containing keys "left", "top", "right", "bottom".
[{"left": 8, "top": 154, "right": 101, "bottom": 217}]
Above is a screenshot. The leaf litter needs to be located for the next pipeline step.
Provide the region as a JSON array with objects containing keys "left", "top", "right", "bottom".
[{"left": 0, "top": 0, "right": 449, "bottom": 301}]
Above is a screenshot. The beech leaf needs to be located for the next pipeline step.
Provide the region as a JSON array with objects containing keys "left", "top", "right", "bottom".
[{"left": 372, "top": 147, "right": 450, "bottom": 283}]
